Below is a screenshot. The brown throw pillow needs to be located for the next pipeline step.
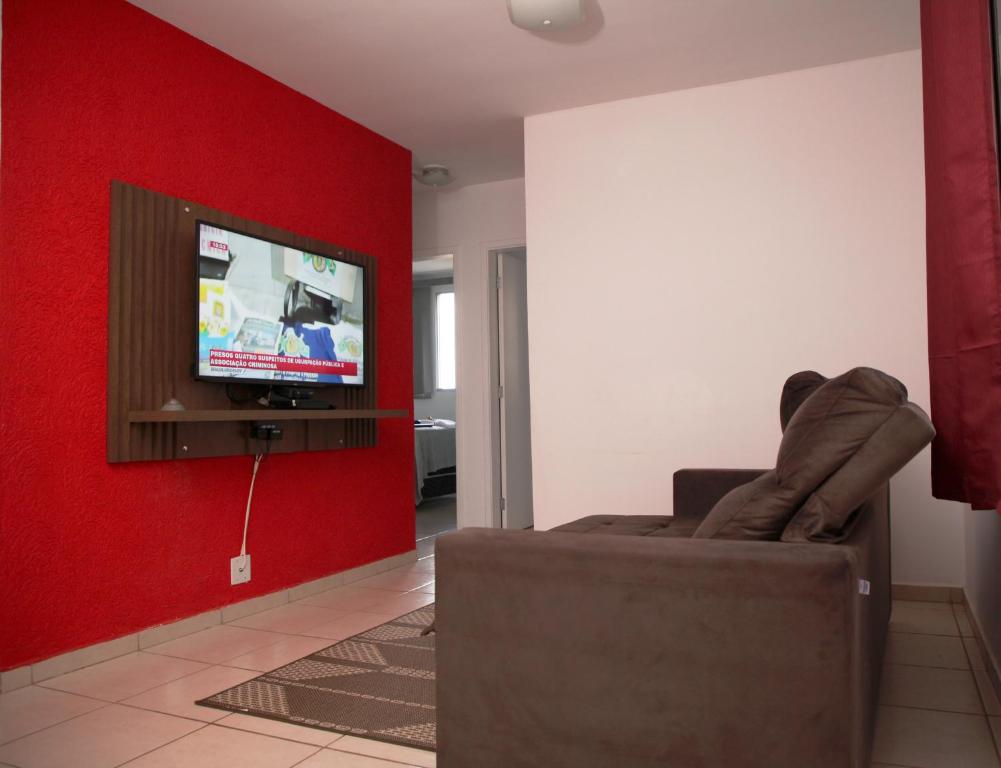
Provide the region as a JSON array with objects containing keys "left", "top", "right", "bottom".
[
  {"left": 782, "top": 402, "right": 935, "bottom": 542},
  {"left": 693, "top": 367, "right": 908, "bottom": 541}
]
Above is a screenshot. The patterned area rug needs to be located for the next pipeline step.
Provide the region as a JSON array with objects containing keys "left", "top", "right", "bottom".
[{"left": 196, "top": 604, "right": 436, "bottom": 751}]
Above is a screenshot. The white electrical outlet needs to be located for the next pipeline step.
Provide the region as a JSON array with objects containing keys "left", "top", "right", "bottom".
[{"left": 230, "top": 554, "right": 251, "bottom": 585}]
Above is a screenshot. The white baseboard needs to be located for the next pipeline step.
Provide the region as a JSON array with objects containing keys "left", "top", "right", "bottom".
[
  {"left": 0, "top": 548, "right": 418, "bottom": 693},
  {"left": 891, "top": 583, "right": 965, "bottom": 604},
  {"left": 963, "top": 595, "right": 1001, "bottom": 716}
]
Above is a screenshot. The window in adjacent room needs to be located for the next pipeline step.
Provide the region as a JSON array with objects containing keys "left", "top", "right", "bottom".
[{"left": 435, "top": 289, "right": 456, "bottom": 390}]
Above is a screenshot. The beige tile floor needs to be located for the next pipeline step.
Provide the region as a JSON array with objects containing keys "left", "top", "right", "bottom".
[
  {"left": 0, "top": 557, "right": 439, "bottom": 768},
  {"left": 2, "top": 547, "right": 999, "bottom": 768},
  {"left": 873, "top": 600, "right": 1001, "bottom": 768}
]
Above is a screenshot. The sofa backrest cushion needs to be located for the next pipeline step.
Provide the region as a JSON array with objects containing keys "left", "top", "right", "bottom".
[
  {"left": 782, "top": 402, "right": 935, "bottom": 542},
  {"left": 693, "top": 367, "right": 911, "bottom": 541},
  {"left": 779, "top": 370, "right": 828, "bottom": 432}
]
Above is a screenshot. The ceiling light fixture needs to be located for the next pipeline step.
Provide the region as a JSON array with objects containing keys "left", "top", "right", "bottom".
[
  {"left": 413, "top": 164, "right": 454, "bottom": 187},
  {"left": 507, "top": 0, "right": 584, "bottom": 31}
]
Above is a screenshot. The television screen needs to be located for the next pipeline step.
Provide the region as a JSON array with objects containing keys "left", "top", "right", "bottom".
[{"left": 195, "top": 221, "right": 365, "bottom": 386}]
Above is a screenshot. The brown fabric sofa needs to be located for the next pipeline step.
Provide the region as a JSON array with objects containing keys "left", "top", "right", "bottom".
[
  {"left": 436, "top": 473, "right": 889, "bottom": 768},
  {"left": 435, "top": 368, "right": 933, "bottom": 767}
]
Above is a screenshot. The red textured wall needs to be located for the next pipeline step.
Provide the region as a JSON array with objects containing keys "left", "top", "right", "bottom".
[{"left": 0, "top": 0, "right": 414, "bottom": 670}]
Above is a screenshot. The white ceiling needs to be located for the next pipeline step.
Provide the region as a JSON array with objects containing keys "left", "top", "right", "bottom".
[{"left": 129, "top": 0, "right": 920, "bottom": 188}]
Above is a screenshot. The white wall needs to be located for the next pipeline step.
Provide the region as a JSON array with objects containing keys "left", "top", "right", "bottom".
[
  {"left": 414, "top": 390, "right": 455, "bottom": 421},
  {"left": 525, "top": 50, "right": 965, "bottom": 586},
  {"left": 413, "top": 178, "right": 527, "bottom": 527}
]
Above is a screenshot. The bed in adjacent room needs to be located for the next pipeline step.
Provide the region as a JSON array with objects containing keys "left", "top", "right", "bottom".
[{"left": 415, "top": 419, "right": 456, "bottom": 505}]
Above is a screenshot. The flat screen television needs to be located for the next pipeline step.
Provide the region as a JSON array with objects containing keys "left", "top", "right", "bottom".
[{"left": 195, "top": 221, "right": 366, "bottom": 387}]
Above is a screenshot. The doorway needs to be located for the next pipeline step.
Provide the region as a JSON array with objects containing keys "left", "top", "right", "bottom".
[
  {"left": 413, "top": 254, "right": 457, "bottom": 551},
  {"left": 491, "top": 246, "right": 534, "bottom": 530}
]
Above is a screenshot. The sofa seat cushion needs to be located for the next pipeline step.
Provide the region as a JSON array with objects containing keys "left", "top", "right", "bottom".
[{"left": 551, "top": 514, "right": 697, "bottom": 538}]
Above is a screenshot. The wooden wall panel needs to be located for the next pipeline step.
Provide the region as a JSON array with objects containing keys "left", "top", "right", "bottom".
[{"left": 108, "top": 181, "right": 388, "bottom": 463}]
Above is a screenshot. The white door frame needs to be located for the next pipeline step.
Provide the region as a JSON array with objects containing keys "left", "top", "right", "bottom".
[
  {"left": 486, "top": 240, "right": 528, "bottom": 529},
  {"left": 413, "top": 246, "right": 458, "bottom": 515},
  {"left": 420, "top": 238, "right": 526, "bottom": 532}
]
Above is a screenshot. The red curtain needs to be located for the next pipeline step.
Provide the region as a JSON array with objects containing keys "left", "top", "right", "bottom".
[{"left": 922, "top": 0, "right": 1001, "bottom": 511}]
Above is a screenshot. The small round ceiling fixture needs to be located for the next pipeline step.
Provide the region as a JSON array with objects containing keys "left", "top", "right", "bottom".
[
  {"left": 413, "top": 164, "right": 454, "bottom": 187},
  {"left": 507, "top": 0, "right": 584, "bottom": 31}
]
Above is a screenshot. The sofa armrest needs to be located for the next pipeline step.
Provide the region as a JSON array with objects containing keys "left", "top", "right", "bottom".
[
  {"left": 673, "top": 468, "right": 767, "bottom": 520},
  {"left": 436, "top": 529, "right": 863, "bottom": 768}
]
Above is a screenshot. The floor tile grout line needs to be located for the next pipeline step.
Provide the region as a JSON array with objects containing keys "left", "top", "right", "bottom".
[
  {"left": 948, "top": 603, "right": 963, "bottom": 637},
  {"left": 1, "top": 700, "right": 324, "bottom": 766},
  {"left": 291, "top": 603, "right": 430, "bottom": 623},
  {"left": 23, "top": 639, "right": 142, "bottom": 687},
  {"left": 324, "top": 740, "right": 433, "bottom": 767},
  {"left": 148, "top": 622, "right": 292, "bottom": 643},
  {"left": 964, "top": 636, "right": 1001, "bottom": 760},
  {"left": 33, "top": 654, "right": 216, "bottom": 706},
  {"left": 144, "top": 629, "right": 295, "bottom": 668},
  {"left": 103, "top": 696, "right": 239, "bottom": 726},
  {"left": 890, "top": 628, "right": 965, "bottom": 639},
  {"left": 207, "top": 714, "right": 345, "bottom": 750},
  {"left": 294, "top": 588, "right": 419, "bottom": 605},
  {"left": 879, "top": 701, "right": 988, "bottom": 717},
  {"left": 871, "top": 763, "right": 930, "bottom": 768},
  {"left": 225, "top": 604, "right": 357, "bottom": 627},
  {"left": 988, "top": 712, "right": 1001, "bottom": 767},
  {"left": 337, "top": 584, "right": 434, "bottom": 596},
  {"left": 26, "top": 689, "right": 235, "bottom": 726},
  {"left": 143, "top": 646, "right": 270, "bottom": 666},
  {"left": 961, "top": 630, "right": 1001, "bottom": 738},
  {"left": 0, "top": 698, "right": 114, "bottom": 748},
  {"left": 18, "top": 666, "right": 283, "bottom": 729},
  {"left": 8, "top": 685, "right": 121, "bottom": 709},
  {"left": 291, "top": 631, "right": 356, "bottom": 643},
  {"left": 111, "top": 721, "right": 212, "bottom": 767},
  {"left": 884, "top": 661, "right": 973, "bottom": 672},
  {"left": 214, "top": 717, "right": 437, "bottom": 763},
  {"left": 286, "top": 745, "right": 328, "bottom": 768},
  {"left": 226, "top": 617, "right": 370, "bottom": 637}
]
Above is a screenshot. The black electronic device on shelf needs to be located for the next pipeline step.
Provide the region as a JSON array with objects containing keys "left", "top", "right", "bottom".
[{"left": 268, "top": 387, "right": 334, "bottom": 410}]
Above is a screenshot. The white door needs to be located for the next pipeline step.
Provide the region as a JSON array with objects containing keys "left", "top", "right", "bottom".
[{"left": 497, "top": 248, "right": 534, "bottom": 529}]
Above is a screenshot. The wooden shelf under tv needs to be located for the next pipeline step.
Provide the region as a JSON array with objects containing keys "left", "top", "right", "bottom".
[{"left": 128, "top": 409, "right": 409, "bottom": 424}]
